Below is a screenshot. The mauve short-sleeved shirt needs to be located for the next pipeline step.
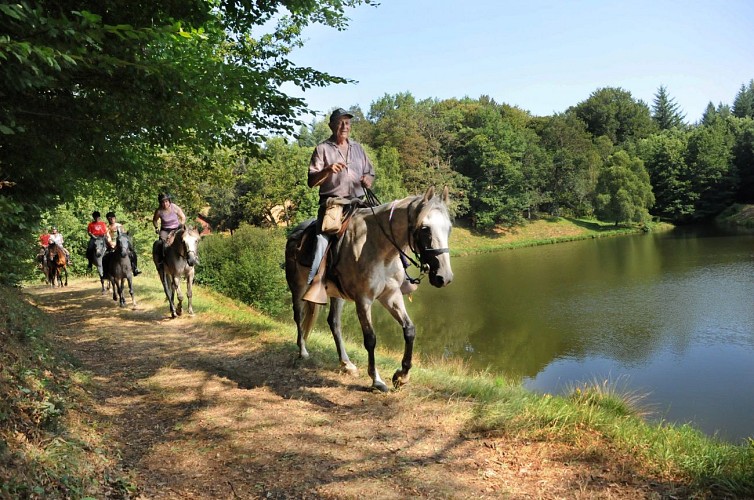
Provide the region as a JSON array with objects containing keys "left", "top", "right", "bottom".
[{"left": 308, "top": 138, "right": 375, "bottom": 203}]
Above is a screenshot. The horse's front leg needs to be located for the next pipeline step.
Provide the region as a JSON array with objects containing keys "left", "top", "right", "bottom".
[
  {"left": 173, "top": 275, "right": 184, "bottom": 316},
  {"left": 118, "top": 278, "right": 126, "bottom": 307},
  {"left": 127, "top": 276, "right": 136, "bottom": 308},
  {"left": 379, "top": 292, "right": 415, "bottom": 388},
  {"left": 355, "top": 300, "right": 388, "bottom": 392},
  {"left": 185, "top": 270, "right": 194, "bottom": 315},
  {"left": 328, "top": 298, "right": 358, "bottom": 376}
]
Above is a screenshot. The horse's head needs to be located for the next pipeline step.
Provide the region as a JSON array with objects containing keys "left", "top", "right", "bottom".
[
  {"left": 115, "top": 230, "right": 130, "bottom": 258},
  {"left": 94, "top": 237, "right": 108, "bottom": 258},
  {"left": 180, "top": 226, "right": 201, "bottom": 267},
  {"left": 94, "top": 236, "right": 108, "bottom": 275},
  {"left": 413, "top": 186, "right": 453, "bottom": 288}
]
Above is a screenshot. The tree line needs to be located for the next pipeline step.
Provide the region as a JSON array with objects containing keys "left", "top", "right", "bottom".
[
  {"left": 205, "top": 83, "right": 754, "bottom": 232},
  {"left": 1, "top": 1, "right": 753, "bottom": 285}
]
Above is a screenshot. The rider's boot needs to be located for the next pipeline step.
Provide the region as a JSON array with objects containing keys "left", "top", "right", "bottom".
[
  {"left": 303, "top": 234, "right": 329, "bottom": 305},
  {"left": 130, "top": 251, "right": 141, "bottom": 276},
  {"left": 303, "top": 260, "right": 328, "bottom": 304}
]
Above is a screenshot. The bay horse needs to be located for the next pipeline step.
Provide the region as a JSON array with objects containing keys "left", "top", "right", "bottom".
[
  {"left": 103, "top": 230, "right": 136, "bottom": 308},
  {"left": 46, "top": 242, "right": 68, "bottom": 287},
  {"left": 153, "top": 225, "right": 201, "bottom": 318},
  {"left": 285, "top": 186, "right": 454, "bottom": 392}
]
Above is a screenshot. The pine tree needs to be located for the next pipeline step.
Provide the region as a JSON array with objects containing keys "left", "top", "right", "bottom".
[
  {"left": 652, "top": 85, "right": 686, "bottom": 129},
  {"left": 732, "top": 80, "right": 754, "bottom": 118}
]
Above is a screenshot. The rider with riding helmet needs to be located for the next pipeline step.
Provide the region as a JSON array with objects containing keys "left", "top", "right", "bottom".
[
  {"left": 152, "top": 193, "right": 186, "bottom": 266},
  {"left": 105, "top": 211, "right": 141, "bottom": 276}
]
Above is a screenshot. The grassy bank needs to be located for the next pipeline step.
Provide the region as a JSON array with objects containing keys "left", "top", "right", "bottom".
[
  {"left": 717, "top": 203, "right": 754, "bottom": 228},
  {"left": 5, "top": 277, "right": 754, "bottom": 497},
  {"left": 0, "top": 285, "right": 136, "bottom": 497},
  {"left": 450, "top": 216, "right": 673, "bottom": 256}
]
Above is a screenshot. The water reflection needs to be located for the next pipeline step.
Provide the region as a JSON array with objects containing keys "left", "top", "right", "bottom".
[{"left": 312, "top": 226, "right": 754, "bottom": 442}]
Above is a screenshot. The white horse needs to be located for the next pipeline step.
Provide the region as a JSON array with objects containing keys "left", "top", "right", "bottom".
[
  {"left": 285, "top": 186, "right": 454, "bottom": 392},
  {"left": 153, "top": 226, "right": 201, "bottom": 318}
]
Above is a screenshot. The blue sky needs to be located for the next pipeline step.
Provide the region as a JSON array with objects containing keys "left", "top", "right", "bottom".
[{"left": 284, "top": 0, "right": 754, "bottom": 124}]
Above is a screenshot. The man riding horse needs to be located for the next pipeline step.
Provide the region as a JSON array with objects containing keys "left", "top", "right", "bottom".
[{"left": 304, "top": 108, "right": 375, "bottom": 303}]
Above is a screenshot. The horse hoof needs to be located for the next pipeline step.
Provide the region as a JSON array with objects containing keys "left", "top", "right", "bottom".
[
  {"left": 372, "top": 381, "right": 390, "bottom": 393},
  {"left": 341, "top": 362, "right": 358, "bottom": 377},
  {"left": 392, "top": 370, "right": 410, "bottom": 388}
]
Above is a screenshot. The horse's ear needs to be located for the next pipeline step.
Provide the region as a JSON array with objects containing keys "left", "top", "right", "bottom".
[
  {"left": 442, "top": 185, "right": 450, "bottom": 205},
  {"left": 423, "top": 186, "right": 435, "bottom": 202}
]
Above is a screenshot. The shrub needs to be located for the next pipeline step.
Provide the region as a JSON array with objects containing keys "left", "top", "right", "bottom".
[{"left": 196, "top": 225, "right": 288, "bottom": 316}]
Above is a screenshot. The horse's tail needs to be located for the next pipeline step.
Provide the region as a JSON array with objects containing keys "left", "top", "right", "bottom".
[{"left": 301, "top": 301, "right": 321, "bottom": 340}]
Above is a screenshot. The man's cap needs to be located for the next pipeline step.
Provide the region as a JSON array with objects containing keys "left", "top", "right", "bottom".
[
  {"left": 329, "top": 108, "right": 354, "bottom": 124},
  {"left": 106, "top": 211, "right": 116, "bottom": 218},
  {"left": 92, "top": 211, "right": 100, "bottom": 218}
]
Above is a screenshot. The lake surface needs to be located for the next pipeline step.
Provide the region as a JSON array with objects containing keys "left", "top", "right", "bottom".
[{"left": 322, "top": 225, "right": 754, "bottom": 443}]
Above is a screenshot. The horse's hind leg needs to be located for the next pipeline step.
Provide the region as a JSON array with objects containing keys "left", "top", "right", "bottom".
[
  {"left": 328, "top": 298, "right": 358, "bottom": 376},
  {"left": 355, "top": 300, "right": 389, "bottom": 393},
  {"left": 292, "top": 296, "right": 310, "bottom": 359},
  {"left": 161, "top": 273, "right": 177, "bottom": 318}
]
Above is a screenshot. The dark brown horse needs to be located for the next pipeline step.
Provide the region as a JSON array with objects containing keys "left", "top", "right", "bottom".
[{"left": 46, "top": 242, "right": 68, "bottom": 287}]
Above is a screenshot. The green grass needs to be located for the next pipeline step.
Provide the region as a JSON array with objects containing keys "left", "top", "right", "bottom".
[
  {"left": 0, "top": 285, "right": 136, "bottom": 498},
  {"left": 449, "top": 216, "right": 672, "bottom": 256}
]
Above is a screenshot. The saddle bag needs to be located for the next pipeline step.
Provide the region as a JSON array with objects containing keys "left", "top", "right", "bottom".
[{"left": 321, "top": 198, "right": 345, "bottom": 234}]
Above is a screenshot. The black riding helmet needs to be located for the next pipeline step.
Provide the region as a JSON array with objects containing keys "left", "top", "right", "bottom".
[
  {"left": 106, "top": 211, "right": 116, "bottom": 219},
  {"left": 92, "top": 211, "right": 100, "bottom": 219},
  {"left": 158, "top": 192, "right": 171, "bottom": 203}
]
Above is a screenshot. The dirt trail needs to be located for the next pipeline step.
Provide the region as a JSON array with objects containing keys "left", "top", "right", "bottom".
[{"left": 27, "top": 280, "right": 681, "bottom": 499}]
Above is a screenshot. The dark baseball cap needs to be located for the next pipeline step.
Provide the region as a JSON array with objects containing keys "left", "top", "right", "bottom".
[{"left": 329, "top": 108, "right": 354, "bottom": 124}]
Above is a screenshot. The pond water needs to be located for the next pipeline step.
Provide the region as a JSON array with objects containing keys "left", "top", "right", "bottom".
[{"left": 316, "top": 225, "right": 754, "bottom": 443}]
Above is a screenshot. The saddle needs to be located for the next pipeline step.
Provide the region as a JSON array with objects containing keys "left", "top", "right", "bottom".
[
  {"left": 296, "top": 199, "right": 361, "bottom": 268},
  {"left": 298, "top": 199, "right": 364, "bottom": 304}
]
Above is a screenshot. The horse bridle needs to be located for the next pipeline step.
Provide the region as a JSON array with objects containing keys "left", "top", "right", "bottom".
[
  {"left": 364, "top": 188, "right": 449, "bottom": 285},
  {"left": 178, "top": 233, "right": 198, "bottom": 263}
]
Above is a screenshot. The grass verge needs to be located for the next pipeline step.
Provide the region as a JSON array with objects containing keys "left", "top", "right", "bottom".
[{"left": 0, "top": 285, "right": 137, "bottom": 498}]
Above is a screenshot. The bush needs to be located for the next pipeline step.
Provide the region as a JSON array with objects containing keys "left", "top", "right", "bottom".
[{"left": 196, "top": 225, "right": 289, "bottom": 316}]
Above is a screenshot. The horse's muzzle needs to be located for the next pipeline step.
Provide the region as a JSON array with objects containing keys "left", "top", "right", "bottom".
[{"left": 429, "top": 268, "right": 453, "bottom": 288}]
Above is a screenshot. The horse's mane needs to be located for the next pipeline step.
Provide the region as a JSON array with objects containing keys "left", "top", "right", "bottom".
[
  {"left": 358, "top": 192, "right": 449, "bottom": 231},
  {"left": 48, "top": 243, "right": 66, "bottom": 261}
]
